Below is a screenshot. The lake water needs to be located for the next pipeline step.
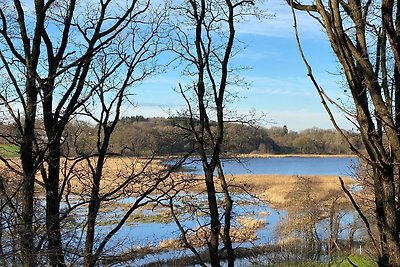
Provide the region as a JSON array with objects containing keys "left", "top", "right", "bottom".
[{"left": 179, "top": 156, "right": 359, "bottom": 176}]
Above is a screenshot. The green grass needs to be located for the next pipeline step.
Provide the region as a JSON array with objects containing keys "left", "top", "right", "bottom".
[
  {"left": 254, "top": 254, "right": 378, "bottom": 267},
  {"left": 0, "top": 143, "right": 20, "bottom": 158},
  {"left": 97, "top": 211, "right": 174, "bottom": 226},
  {"left": 332, "top": 255, "right": 378, "bottom": 267}
]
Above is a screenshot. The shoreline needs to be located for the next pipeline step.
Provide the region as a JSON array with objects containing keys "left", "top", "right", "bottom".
[
  {"left": 1, "top": 153, "right": 358, "bottom": 161},
  {"left": 156, "top": 153, "right": 358, "bottom": 160},
  {"left": 232, "top": 153, "right": 357, "bottom": 158}
]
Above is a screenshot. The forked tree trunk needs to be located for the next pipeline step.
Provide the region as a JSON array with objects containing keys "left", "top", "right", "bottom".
[{"left": 217, "top": 163, "right": 234, "bottom": 267}]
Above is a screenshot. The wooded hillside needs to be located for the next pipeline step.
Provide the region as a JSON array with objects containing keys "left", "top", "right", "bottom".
[
  {"left": 0, "top": 116, "right": 363, "bottom": 157},
  {"left": 15, "top": 116, "right": 360, "bottom": 157}
]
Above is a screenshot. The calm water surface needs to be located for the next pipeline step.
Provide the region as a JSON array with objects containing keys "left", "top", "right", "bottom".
[{"left": 181, "top": 157, "right": 359, "bottom": 176}]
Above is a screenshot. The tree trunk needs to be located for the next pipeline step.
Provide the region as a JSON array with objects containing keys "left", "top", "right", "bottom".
[
  {"left": 373, "top": 169, "right": 400, "bottom": 267},
  {"left": 204, "top": 170, "right": 221, "bottom": 267},
  {"left": 0, "top": 199, "right": 8, "bottom": 267},
  {"left": 83, "top": 137, "right": 109, "bottom": 267},
  {"left": 217, "top": 163, "right": 234, "bottom": 267},
  {"left": 45, "top": 145, "right": 65, "bottom": 267},
  {"left": 83, "top": 172, "right": 101, "bottom": 267},
  {"left": 20, "top": 157, "right": 35, "bottom": 267},
  {"left": 20, "top": 83, "right": 38, "bottom": 267}
]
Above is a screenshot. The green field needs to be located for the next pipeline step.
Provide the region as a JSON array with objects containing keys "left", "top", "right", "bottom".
[{"left": 0, "top": 144, "right": 20, "bottom": 158}]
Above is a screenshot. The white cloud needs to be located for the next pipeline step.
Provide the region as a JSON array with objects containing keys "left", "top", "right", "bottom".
[
  {"left": 227, "top": 108, "right": 354, "bottom": 131},
  {"left": 236, "top": 1, "right": 325, "bottom": 39}
]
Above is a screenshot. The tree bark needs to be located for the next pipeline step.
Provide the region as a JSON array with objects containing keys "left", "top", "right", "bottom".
[
  {"left": 204, "top": 170, "right": 221, "bottom": 267},
  {"left": 217, "top": 162, "right": 234, "bottom": 267},
  {"left": 20, "top": 81, "right": 38, "bottom": 267},
  {"left": 45, "top": 144, "right": 65, "bottom": 267}
]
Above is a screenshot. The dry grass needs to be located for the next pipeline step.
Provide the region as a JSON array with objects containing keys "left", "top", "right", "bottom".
[
  {"left": 0, "top": 157, "right": 182, "bottom": 195},
  {"left": 158, "top": 216, "right": 267, "bottom": 250},
  {"left": 231, "top": 216, "right": 266, "bottom": 242},
  {"left": 0, "top": 157, "right": 357, "bottom": 206},
  {"left": 230, "top": 174, "right": 355, "bottom": 207},
  {"left": 63, "top": 157, "right": 166, "bottom": 193}
]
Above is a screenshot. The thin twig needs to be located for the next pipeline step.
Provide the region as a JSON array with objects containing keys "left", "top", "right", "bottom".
[
  {"left": 339, "top": 176, "right": 380, "bottom": 254},
  {"left": 289, "top": 0, "right": 372, "bottom": 166}
]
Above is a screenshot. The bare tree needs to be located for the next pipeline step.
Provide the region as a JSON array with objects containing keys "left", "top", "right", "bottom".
[
  {"left": 288, "top": 0, "right": 400, "bottom": 265},
  {"left": 170, "top": 1, "right": 258, "bottom": 266},
  {"left": 0, "top": 1, "right": 167, "bottom": 266}
]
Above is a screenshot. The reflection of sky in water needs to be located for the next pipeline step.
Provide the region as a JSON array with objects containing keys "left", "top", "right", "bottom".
[
  {"left": 78, "top": 193, "right": 284, "bottom": 264},
  {"left": 64, "top": 196, "right": 358, "bottom": 266},
  {"left": 99, "top": 199, "right": 287, "bottom": 265},
  {"left": 102, "top": 193, "right": 282, "bottom": 247},
  {"left": 102, "top": 222, "right": 178, "bottom": 247},
  {"left": 63, "top": 157, "right": 358, "bottom": 266},
  {"left": 101, "top": 201, "right": 360, "bottom": 266}
]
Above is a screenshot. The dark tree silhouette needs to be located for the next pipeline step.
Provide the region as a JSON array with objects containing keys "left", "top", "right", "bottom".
[
  {"left": 170, "top": 0, "right": 257, "bottom": 266},
  {"left": 289, "top": 0, "right": 400, "bottom": 265},
  {"left": 0, "top": 1, "right": 167, "bottom": 266}
]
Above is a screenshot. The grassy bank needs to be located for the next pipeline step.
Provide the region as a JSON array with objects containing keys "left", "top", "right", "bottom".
[
  {"left": 0, "top": 144, "right": 19, "bottom": 158},
  {"left": 255, "top": 254, "right": 377, "bottom": 267}
]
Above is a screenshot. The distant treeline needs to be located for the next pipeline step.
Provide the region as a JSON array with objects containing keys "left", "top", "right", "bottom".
[{"left": 0, "top": 116, "right": 363, "bottom": 156}]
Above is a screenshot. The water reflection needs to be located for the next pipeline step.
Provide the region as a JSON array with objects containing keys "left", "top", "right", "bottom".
[{"left": 79, "top": 189, "right": 362, "bottom": 266}]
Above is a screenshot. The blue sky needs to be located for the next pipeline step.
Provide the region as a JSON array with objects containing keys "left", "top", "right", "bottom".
[{"left": 129, "top": 1, "right": 355, "bottom": 131}]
